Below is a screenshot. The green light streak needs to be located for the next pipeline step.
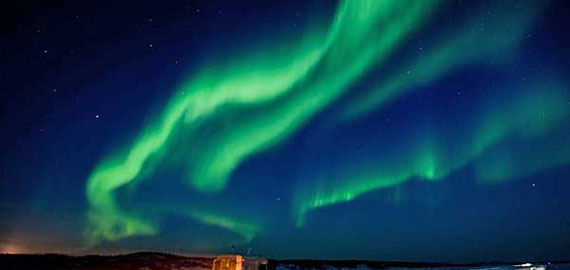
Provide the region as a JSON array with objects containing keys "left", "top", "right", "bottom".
[
  {"left": 85, "top": 0, "right": 442, "bottom": 244},
  {"left": 188, "top": 0, "right": 441, "bottom": 191},
  {"left": 476, "top": 131, "right": 570, "bottom": 183},
  {"left": 475, "top": 80, "right": 570, "bottom": 182},
  {"left": 294, "top": 80, "right": 569, "bottom": 226},
  {"left": 340, "top": 0, "right": 547, "bottom": 123},
  {"left": 189, "top": 211, "right": 260, "bottom": 242}
]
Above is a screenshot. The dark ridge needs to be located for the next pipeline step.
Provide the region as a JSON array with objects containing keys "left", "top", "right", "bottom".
[
  {"left": 0, "top": 252, "right": 213, "bottom": 270},
  {"left": 1, "top": 252, "right": 569, "bottom": 270}
]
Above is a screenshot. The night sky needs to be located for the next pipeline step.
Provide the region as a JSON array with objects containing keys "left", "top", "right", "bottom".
[{"left": 1, "top": 0, "right": 570, "bottom": 263}]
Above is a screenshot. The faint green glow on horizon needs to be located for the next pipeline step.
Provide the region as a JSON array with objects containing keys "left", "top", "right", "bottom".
[
  {"left": 189, "top": 211, "right": 260, "bottom": 242},
  {"left": 85, "top": 0, "right": 442, "bottom": 244}
]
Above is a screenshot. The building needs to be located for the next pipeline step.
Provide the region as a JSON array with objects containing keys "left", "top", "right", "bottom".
[{"left": 213, "top": 255, "right": 268, "bottom": 270}]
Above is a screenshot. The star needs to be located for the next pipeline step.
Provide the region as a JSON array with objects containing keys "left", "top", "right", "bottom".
[{"left": 95, "top": 114, "right": 100, "bottom": 119}]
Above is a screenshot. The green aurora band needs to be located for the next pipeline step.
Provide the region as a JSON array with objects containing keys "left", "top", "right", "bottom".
[
  {"left": 339, "top": 0, "right": 547, "bottom": 123},
  {"left": 84, "top": 0, "right": 569, "bottom": 245},
  {"left": 86, "top": 0, "right": 442, "bottom": 244},
  {"left": 290, "top": 0, "right": 566, "bottom": 226},
  {"left": 189, "top": 211, "right": 260, "bottom": 243},
  {"left": 294, "top": 79, "right": 570, "bottom": 226}
]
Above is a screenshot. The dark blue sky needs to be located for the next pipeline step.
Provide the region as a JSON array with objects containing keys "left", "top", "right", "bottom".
[{"left": 1, "top": 0, "right": 570, "bottom": 262}]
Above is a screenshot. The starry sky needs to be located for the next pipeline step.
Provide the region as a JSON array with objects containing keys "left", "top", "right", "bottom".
[{"left": 1, "top": 0, "right": 570, "bottom": 263}]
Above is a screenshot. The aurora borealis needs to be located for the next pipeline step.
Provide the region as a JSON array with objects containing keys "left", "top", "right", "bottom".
[{"left": 1, "top": 0, "right": 570, "bottom": 262}]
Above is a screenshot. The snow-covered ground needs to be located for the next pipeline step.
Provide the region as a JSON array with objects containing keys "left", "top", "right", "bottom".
[{"left": 276, "top": 262, "right": 570, "bottom": 270}]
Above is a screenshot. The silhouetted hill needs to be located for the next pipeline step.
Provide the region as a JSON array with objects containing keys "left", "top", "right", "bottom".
[{"left": 0, "top": 252, "right": 212, "bottom": 270}]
